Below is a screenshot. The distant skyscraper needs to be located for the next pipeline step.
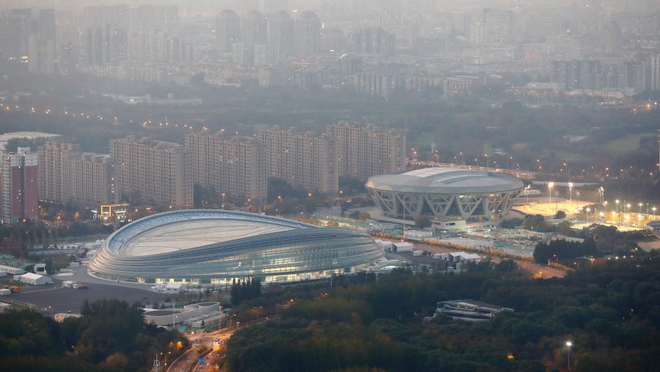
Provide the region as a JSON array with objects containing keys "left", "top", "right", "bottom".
[
  {"left": 294, "top": 11, "right": 321, "bottom": 58},
  {"left": 243, "top": 10, "right": 267, "bottom": 46},
  {"left": 82, "top": 5, "right": 129, "bottom": 65},
  {"left": 0, "top": 9, "right": 56, "bottom": 73},
  {"left": 217, "top": 9, "right": 241, "bottom": 52},
  {"left": 482, "top": 8, "right": 513, "bottom": 44},
  {"left": 649, "top": 54, "right": 660, "bottom": 91},
  {"left": 266, "top": 10, "right": 294, "bottom": 61},
  {"left": 0, "top": 148, "right": 38, "bottom": 223}
]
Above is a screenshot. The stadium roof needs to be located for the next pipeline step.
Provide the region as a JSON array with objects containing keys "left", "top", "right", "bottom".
[{"left": 366, "top": 168, "right": 524, "bottom": 194}]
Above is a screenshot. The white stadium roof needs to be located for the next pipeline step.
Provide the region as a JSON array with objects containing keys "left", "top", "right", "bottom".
[{"left": 366, "top": 168, "right": 524, "bottom": 194}]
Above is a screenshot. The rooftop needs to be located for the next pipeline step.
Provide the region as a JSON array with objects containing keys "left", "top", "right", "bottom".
[{"left": 366, "top": 168, "right": 524, "bottom": 194}]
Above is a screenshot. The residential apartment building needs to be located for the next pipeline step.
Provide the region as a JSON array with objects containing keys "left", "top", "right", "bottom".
[
  {"left": 69, "top": 154, "right": 114, "bottom": 206},
  {"left": 327, "top": 121, "right": 407, "bottom": 180},
  {"left": 185, "top": 132, "right": 266, "bottom": 202},
  {"left": 0, "top": 148, "right": 38, "bottom": 223},
  {"left": 256, "top": 128, "right": 338, "bottom": 194},
  {"left": 38, "top": 141, "right": 81, "bottom": 203},
  {"left": 110, "top": 136, "right": 192, "bottom": 208}
]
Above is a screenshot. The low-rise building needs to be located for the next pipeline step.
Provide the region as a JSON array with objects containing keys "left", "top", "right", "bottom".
[
  {"left": 0, "top": 265, "right": 25, "bottom": 275},
  {"left": 431, "top": 299, "right": 514, "bottom": 323},
  {"left": 16, "top": 272, "right": 53, "bottom": 286}
]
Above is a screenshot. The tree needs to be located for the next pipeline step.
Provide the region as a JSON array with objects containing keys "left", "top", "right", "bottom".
[
  {"left": 304, "top": 198, "right": 318, "bottom": 214},
  {"left": 349, "top": 210, "right": 361, "bottom": 219},
  {"left": 414, "top": 216, "right": 432, "bottom": 229},
  {"left": 554, "top": 210, "right": 567, "bottom": 219}
]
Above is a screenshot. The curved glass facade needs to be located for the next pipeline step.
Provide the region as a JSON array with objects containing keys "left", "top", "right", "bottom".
[{"left": 89, "top": 210, "right": 384, "bottom": 284}]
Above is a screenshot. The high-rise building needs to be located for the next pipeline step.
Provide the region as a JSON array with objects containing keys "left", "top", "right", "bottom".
[
  {"left": 38, "top": 141, "right": 81, "bottom": 204},
  {"left": 348, "top": 28, "right": 395, "bottom": 57},
  {"left": 0, "top": 148, "right": 38, "bottom": 223},
  {"left": 69, "top": 154, "right": 114, "bottom": 206},
  {"left": 185, "top": 132, "right": 266, "bottom": 202},
  {"left": 217, "top": 9, "right": 241, "bottom": 52},
  {"left": 266, "top": 10, "right": 294, "bottom": 62},
  {"left": 327, "top": 122, "right": 407, "bottom": 180},
  {"left": 82, "top": 5, "right": 179, "bottom": 65},
  {"left": 243, "top": 10, "right": 267, "bottom": 45},
  {"left": 649, "top": 54, "right": 660, "bottom": 92},
  {"left": 110, "top": 136, "right": 192, "bottom": 208},
  {"left": 294, "top": 11, "right": 321, "bottom": 57},
  {"left": 82, "top": 5, "right": 129, "bottom": 65},
  {"left": 0, "top": 8, "right": 56, "bottom": 73},
  {"left": 256, "top": 128, "right": 338, "bottom": 194},
  {"left": 551, "top": 60, "right": 603, "bottom": 90},
  {"left": 38, "top": 142, "right": 113, "bottom": 207},
  {"left": 482, "top": 8, "right": 513, "bottom": 44}
]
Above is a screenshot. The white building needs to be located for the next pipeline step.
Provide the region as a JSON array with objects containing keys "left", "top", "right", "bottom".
[
  {"left": 0, "top": 265, "right": 25, "bottom": 275},
  {"left": 16, "top": 272, "right": 53, "bottom": 285},
  {"left": 393, "top": 242, "right": 413, "bottom": 252}
]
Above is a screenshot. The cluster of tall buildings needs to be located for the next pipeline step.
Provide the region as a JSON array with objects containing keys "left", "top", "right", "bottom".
[
  {"left": 185, "top": 122, "right": 406, "bottom": 202},
  {"left": 38, "top": 142, "right": 114, "bottom": 209},
  {"left": 0, "top": 8, "right": 56, "bottom": 74},
  {"left": 551, "top": 57, "right": 660, "bottom": 93},
  {"left": 217, "top": 9, "right": 321, "bottom": 66},
  {"left": 0, "top": 122, "right": 406, "bottom": 223},
  {"left": 79, "top": 5, "right": 191, "bottom": 66}
]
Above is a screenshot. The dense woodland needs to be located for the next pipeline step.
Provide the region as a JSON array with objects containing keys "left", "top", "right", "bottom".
[
  {"left": 0, "top": 299, "right": 187, "bottom": 372},
  {"left": 225, "top": 258, "right": 660, "bottom": 372}
]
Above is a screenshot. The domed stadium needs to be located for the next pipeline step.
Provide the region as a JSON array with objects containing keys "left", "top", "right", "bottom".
[
  {"left": 89, "top": 210, "right": 384, "bottom": 285},
  {"left": 366, "top": 168, "right": 525, "bottom": 222}
]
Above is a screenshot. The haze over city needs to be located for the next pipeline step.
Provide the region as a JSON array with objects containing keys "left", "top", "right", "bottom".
[{"left": 0, "top": 1, "right": 659, "bottom": 371}]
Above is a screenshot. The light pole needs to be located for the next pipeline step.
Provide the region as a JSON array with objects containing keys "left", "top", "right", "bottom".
[
  {"left": 568, "top": 182, "right": 573, "bottom": 201},
  {"left": 330, "top": 259, "right": 338, "bottom": 290},
  {"left": 654, "top": 206, "right": 657, "bottom": 215},
  {"left": 548, "top": 182, "right": 554, "bottom": 204},
  {"left": 566, "top": 341, "right": 573, "bottom": 371},
  {"left": 221, "top": 193, "right": 226, "bottom": 209},
  {"left": 586, "top": 207, "right": 591, "bottom": 223},
  {"left": 639, "top": 203, "right": 643, "bottom": 215},
  {"left": 615, "top": 200, "right": 620, "bottom": 225}
]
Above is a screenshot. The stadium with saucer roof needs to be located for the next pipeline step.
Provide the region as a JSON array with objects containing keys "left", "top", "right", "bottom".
[
  {"left": 89, "top": 210, "right": 385, "bottom": 285},
  {"left": 365, "top": 168, "right": 525, "bottom": 228}
]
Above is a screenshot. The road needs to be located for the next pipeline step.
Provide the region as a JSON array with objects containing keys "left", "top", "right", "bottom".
[{"left": 168, "top": 328, "right": 235, "bottom": 372}]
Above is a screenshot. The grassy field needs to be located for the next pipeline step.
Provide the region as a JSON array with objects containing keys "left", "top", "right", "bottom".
[{"left": 604, "top": 132, "right": 650, "bottom": 154}]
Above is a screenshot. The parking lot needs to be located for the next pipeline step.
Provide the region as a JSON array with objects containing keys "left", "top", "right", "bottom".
[{"left": 3, "top": 269, "right": 170, "bottom": 314}]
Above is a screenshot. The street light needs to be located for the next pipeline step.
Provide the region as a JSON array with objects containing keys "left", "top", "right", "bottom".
[
  {"left": 566, "top": 341, "right": 573, "bottom": 371},
  {"left": 568, "top": 182, "right": 574, "bottom": 201},
  {"left": 548, "top": 182, "right": 554, "bottom": 204}
]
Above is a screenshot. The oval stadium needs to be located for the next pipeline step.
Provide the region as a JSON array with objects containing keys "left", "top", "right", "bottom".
[
  {"left": 365, "top": 168, "right": 525, "bottom": 223},
  {"left": 89, "top": 210, "right": 384, "bottom": 285}
]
